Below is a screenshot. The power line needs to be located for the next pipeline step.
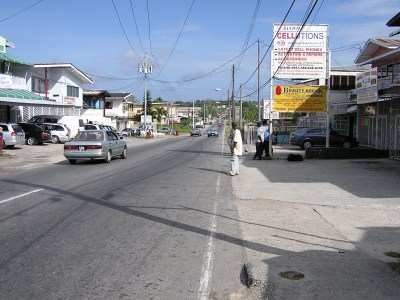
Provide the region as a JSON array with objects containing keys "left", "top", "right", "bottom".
[
  {"left": 0, "top": 0, "right": 45, "bottom": 23},
  {"left": 129, "top": 0, "right": 146, "bottom": 53},
  {"left": 111, "top": 0, "right": 141, "bottom": 60}
]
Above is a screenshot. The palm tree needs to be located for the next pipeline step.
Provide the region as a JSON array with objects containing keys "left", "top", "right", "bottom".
[{"left": 154, "top": 107, "right": 168, "bottom": 129}]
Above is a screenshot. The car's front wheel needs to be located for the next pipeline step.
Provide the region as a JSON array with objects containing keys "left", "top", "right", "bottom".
[
  {"left": 104, "top": 150, "right": 112, "bottom": 163},
  {"left": 302, "top": 140, "right": 313, "bottom": 149},
  {"left": 26, "top": 137, "right": 36, "bottom": 146},
  {"left": 121, "top": 147, "right": 127, "bottom": 159}
]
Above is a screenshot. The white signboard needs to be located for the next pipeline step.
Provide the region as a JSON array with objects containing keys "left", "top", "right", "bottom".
[
  {"left": 272, "top": 24, "right": 328, "bottom": 79},
  {"left": 263, "top": 100, "right": 280, "bottom": 120},
  {"left": 356, "top": 67, "right": 378, "bottom": 104},
  {"left": 0, "top": 74, "right": 13, "bottom": 88}
]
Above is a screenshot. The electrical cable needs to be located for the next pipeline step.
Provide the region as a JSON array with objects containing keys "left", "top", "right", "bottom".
[
  {"left": 111, "top": 0, "right": 141, "bottom": 60},
  {"left": 129, "top": 0, "right": 146, "bottom": 54},
  {"left": 0, "top": 0, "right": 45, "bottom": 23}
]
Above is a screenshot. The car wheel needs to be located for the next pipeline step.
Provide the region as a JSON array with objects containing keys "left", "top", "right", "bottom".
[
  {"left": 208, "top": 134, "right": 210, "bottom": 137},
  {"left": 69, "top": 159, "right": 77, "bottom": 164},
  {"left": 342, "top": 141, "right": 352, "bottom": 148},
  {"left": 122, "top": 134, "right": 127, "bottom": 138},
  {"left": 302, "top": 140, "right": 312, "bottom": 149},
  {"left": 52, "top": 135, "right": 60, "bottom": 143},
  {"left": 104, "top": 150, "right": 112, "bottom": 163},
  {"left": 121, "top": 146, "right": 127, "bottom": 159},
  {"left": 26, "top": 137, "right": 36, "bottom": 145}
]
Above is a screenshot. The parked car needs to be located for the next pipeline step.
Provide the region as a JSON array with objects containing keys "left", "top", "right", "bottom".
[
  {"left": 17, "top": 122, "right": 52, "bottom": 145},
  {"left": 190, "top": 128, "right": 202, "bottom": 136},
  {"left": 119, "top": 128, "right": 132, "bottom": 137},
  {"left": 158, "top": 127, "right": 172, "bottom": 134},
  {"left": 289, "top": 128, "right": 359, "bottom": 149},
  {"left": 207, "top": 127, "right": 219, "bottom": 137},
  {"left": 41, "top": 123, "right": 72, "bottom": 143},
  {"left": 0, "top": 123, "right": 25, "bottom": 148},
  {"left": 64, "top": 130, "right": 127, "bottom": 164}
]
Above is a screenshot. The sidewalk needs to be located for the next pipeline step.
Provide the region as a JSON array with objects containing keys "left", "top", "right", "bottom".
[{"left": 234, "top": 144, "right": 400, "bottom": 299}]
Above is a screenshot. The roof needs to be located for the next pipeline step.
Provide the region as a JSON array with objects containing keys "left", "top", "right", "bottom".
[
  {"left": 83, "top": 90, "right": 110, "bottom": 97},
  {"left": 106, "top": 93, "right": 132, "bottom": 100},
  {"left": 356, "top": 47, "right": 400, "bottom": 65},
  {"left": 354, "top": 38, "right": 400, "bottom": 64},
  {"left": 0, "top": 52, "right": 32, "bottom": 66},
  {"left": 34, "top": 63, "right": 94, "bottom": 84},
  {"left": 387, "top": 12, "right": 400, "bottom": 26},
  {"left": 0, "top": 88, "right": 72, "bottom": 107}
]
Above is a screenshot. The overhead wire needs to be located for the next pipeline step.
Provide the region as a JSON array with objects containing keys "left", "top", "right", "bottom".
[
  {"left": 129, "top": 0, "right": 146, "bottom": 53},
  {"left": 242, "top": 0, "right": 322, "bottom": 98},
  {"left": 111, "top": 0, "right": 141, "bottom": 60},
  {"left": 0, "top": 0, "right": 45, "bottom": 23}
]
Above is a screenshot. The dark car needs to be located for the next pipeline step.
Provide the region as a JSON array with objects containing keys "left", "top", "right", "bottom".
[
  {"left": 18, "top": 122, "right": 52, "bottom": 145},
  {"left": 207, "top": 127, "right": 219, "bottom": 137},
  {"left": 289, "top": 128, "right": 359, "bottom": 149},
  {"left": 190, "top": 128, "right": 202, "bottom": 136}
]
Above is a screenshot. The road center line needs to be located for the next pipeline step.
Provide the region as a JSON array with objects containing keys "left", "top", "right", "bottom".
[
  {"left": 0, "top": 189, "right": 44, "bottom": 204},
  {"left": 197, "top": 176, "right": 219, "bottom": 300}
]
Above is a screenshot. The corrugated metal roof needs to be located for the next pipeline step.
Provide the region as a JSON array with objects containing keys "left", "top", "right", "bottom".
[
  {"left": 354, "top": 38, "right": 400, "bottom": 64},
  {"left": 0, "top": 88, "right": 43, "bottom": 100},
  {"left": 0, "top": 52, "right": 32, "bottom": 66}
]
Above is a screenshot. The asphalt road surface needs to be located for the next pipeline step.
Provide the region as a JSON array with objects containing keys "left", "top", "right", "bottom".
[{"left": 0, "top": 133, "right": 248, "bottom": 299}]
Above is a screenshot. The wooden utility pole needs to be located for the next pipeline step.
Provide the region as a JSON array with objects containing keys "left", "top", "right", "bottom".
[
  {"left": 258, "top": 38, "right": 261, "bottom": 121},
  {"left": 231, "top": 64, "right": 235, "bottom": 122}
]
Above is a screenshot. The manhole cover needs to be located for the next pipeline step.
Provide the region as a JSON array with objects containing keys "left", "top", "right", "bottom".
[{"left": 279, "top": 271, "right": 305, "bottom": 280}]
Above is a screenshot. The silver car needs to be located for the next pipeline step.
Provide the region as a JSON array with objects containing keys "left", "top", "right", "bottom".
[
  {"left": 64, "top": 130, "right": 127, "bottom": 164},
  {"left": 0, "top": 123, "right": 25, "bottom": 148}
]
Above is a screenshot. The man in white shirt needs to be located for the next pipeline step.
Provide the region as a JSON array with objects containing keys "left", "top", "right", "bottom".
[
  {"left": 230, "top": 122, "right": 242, "bottom": 176},
  {"left": 253, "top": 121, "right": 265, "bottom": 160}
]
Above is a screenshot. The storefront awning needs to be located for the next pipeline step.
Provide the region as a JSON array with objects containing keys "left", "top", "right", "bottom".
[
  {"left": 0, "top": 52, "right": 32, "bottom": 66},
  {"left": 0, "top": 89, "right": 73, "bottom": 107}
]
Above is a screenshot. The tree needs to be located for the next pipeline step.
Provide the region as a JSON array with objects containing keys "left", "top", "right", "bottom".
[
  {"left": 154, "top": 107, "right": 167, "bottom": 126},
  {"left": 142, "top": 90, "right": 153, "bottom": 116},
  {"left": 153, "top": 97, "right": 163, "bottom": 103}
]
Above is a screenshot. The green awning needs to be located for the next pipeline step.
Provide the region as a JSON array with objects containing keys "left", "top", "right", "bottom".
[
  {"left": 0, "top": 88, "right": 44, "bottom": 100},
  {"left": 0, "top": 52, "right": 32, "bottom": 66}
]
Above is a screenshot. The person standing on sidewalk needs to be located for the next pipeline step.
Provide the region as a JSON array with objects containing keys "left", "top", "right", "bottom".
[
  {"left": 262, "top": 119, "right": 270, "bottom": 158},
  {"left": 253, "top": 121, "right": 264, "bottom": 160},
  {"left": 230, "top": 122, "right": 242, "bottom": 176}
]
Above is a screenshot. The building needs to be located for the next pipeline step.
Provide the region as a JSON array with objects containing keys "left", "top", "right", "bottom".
[{"left": 354, "top": 37, "right": 400, "bottom": 156}]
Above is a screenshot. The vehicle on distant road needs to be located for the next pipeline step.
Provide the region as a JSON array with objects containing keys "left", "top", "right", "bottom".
[
  {"left": 64, "top": 130, "right": 127, "bottom": 164},
  {"left": 207, "top": 127, "right": 219, "bottom": 137},
  {"left": 119, "top": 128, "right": 132, "bottom": 137},
  {"left": 158, "top": 127, "right": 172, "bottom": 134},
  {"left": 18, "top": 122, "right": 52, "bottom": 145},
  {"left": 0, "top": 123, "right": 25, "bottom": 148},
  {"left": 289, "top": 128, "right": 359, "bottom": 149},
  {"left": 190, "top": 128, "right": 202, "bottom": 136}
]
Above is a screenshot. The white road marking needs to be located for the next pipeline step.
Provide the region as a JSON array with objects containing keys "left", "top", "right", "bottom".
[{"left": 0, "top": 189, "right": 44, "bottom": 204}]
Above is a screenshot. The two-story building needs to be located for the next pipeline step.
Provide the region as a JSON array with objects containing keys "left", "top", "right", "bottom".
[
  {"left": 355, "top": 37, "right": 400, "bottom": 155},
  {"left": 0, "top": 35, "right": 94, "bottom": 123}
]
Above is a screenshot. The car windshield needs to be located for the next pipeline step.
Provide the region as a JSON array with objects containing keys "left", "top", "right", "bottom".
[{"left": 74, "top": 131, "right": 104, "bottom": 141}]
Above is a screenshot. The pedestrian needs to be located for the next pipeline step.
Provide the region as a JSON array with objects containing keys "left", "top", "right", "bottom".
[
  {"left": 229, "top": 122, "right": 242, "bottom": 176},
  {"left": 262, "top": 119, "right": 270, "bottom": 157},
  {"left": 253, "top": 121, "right": 264, "bottom": 160}
]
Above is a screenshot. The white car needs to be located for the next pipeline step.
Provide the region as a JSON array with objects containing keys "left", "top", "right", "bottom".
[
  {"left": 41, "top": 123, "right": 72, "bottom": 143},
  {"left": 64, "top": 130, "right": 127, "bottom": 164},
  {"left": 0, "top": 123, "right": 25, "bottom": 148}
]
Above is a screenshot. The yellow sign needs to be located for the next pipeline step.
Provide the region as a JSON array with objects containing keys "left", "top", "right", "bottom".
[{"left": 273, "top": 85, "right": 327, "bottom": 112}]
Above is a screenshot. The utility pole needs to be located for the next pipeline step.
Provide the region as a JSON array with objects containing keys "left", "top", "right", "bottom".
[
  {"left": 240, "top": 84, "right": 243, "bottom": 128},
  {"left": 231, "top": 64, "right": 235, "bottom": 122},
  {"left": 258, "top": 38, "right": 261, "bottom": 121},
  {"left": 228, "top": 89, "right": 231, "bottom": 126},
  {"left": 138, "top": 54, "right": 153, "bottom": 131}
]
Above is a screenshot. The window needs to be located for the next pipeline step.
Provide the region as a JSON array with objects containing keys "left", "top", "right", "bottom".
[
  {"left": 32, "top": 77, "right": 45, "bottom": 93},
  {"left": 67, "top": 85, "right": 79, "bottom": 97},
  {"left": 105, "top": 101, "right": 113, "bottom": 109}
]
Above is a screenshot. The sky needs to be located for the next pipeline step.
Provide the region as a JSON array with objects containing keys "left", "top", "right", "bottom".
[{"left": 1, "top": 0, "right": 399, "bottom": 103}]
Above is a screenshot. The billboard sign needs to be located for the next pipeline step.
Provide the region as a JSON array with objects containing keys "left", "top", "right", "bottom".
[
  {"left": 273, "top": 85, "right": 327, "bottom": 112},
  {"left": 356, "top": 67, "right": 378, "bottom": 104},
  {"left": 272, "top": 24, "right": 328, "bottom": 79}
]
